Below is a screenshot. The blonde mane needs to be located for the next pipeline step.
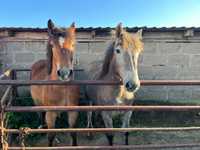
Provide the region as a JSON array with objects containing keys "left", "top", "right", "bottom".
[
  {"left": 122, "top": 30, "right": 144, "bottom": 53},
  {"left": 99, "top": 29, "right": 143, "bottom": 79}
]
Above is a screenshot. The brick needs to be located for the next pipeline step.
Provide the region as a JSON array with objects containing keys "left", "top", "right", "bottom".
[
  {"left": 143, "top": 42, "right": 157, "bottom": 53},
  {"left": 35, "top": 53, "right": 46, "bottom": 61},
  {"left": 136, "top": 86, "right": 168, "bottom": 100},
  {"left": 6, "top": 42, "right": 25, "bottom": 52},
  {"left": 190, "top": 55, "right": 200, "bottom": 66},
  {"left": 24, "top": 41, "right": 46, "bottom": 52},
  {"left": 0, "top": 53, "right": 14, "bottom": 67},
  {"left": 89, "top": 42, "right": 108, "bottom": 54},
  {"left": 157, "top": 43, "right": 182, "bottom": 54},
  {"left": 76, "top": 53, "right": 104, "bottom": 68},
  {"left": 76, "top": 43, "right": 89, "bottom": 54},
  {"left": 0, "top": 43, "right": 7, "bottom": 54},
  {"left": 178, "top": 66, "right": 200, "bottom": 80},
  {"left": 14, "top": 53, "right": 35, "bottom": 63},
  {"left": 141, "top": 55, "right": 168, "bottom": 66},
  {"left": 167, "top": 86, "right": 192, "bottom": 101},
  {"left": 11, "top": 64, "right": 31, "bottom": 69},
  {"left": 138, "top": 65, "right": 155, "bottom": 80},
  {"left": 182, "top": 43, "right": 200, "bottom": 54},
  {"left": 153, "top": 66, "right": 179, "bottom": 79},
  {"left": 168, "top": 54, "right": 189, "bottom": 67}
]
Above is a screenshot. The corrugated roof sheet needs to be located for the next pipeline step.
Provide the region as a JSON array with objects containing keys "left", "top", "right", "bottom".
[{"left": 0, "top": 27, "right": 200, "bottom": 32}]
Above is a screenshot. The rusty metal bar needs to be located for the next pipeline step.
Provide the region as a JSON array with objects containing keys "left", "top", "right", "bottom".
[
  {"left": 4, "top": 105, "right": 200, "bottom": 112},
  {"left": 0, "top": 39, "right": 107, "bottom": 43},
  {"left": 1, "top": 79, "right": 200, "bottom": 86},
  {"left": 0, "top": 86, "right": 12, "bottom": 106},
  {"left": 12, "top": 68, "right": 84, "bottom": 72},
  {"left": 0, "top": 80, "right": 122, "bottom": 86},
  {"left": 141, "top": 80, "right": 200, "bottom": 86},
  {"left": 3, "top": 126, "right": 200, "bottom": 134},
  {"left": 7, "top": 143, "right": 200, "bottom": 150}
]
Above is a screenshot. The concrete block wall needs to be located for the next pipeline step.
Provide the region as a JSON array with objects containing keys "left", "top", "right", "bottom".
[{"left": 1, "top": 29, "right": 200, "bottom": 103}]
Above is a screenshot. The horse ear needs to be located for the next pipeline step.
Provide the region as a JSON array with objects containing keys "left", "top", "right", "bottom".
[
  {"left": 70, "top": 22, "right": 76, "bottom": 33},
  {"left": 47, "top": 19, "right": 55, "bottom": 36},
  {"left": 116, "top": 23, "right": 123, "bottom": 38},
  {"left": 47, "top": 43, "right": 53, "bottom": 75},
  {"left": 71, "top": 22, "right": 75, "bottom": 28},
  {"left": 137, "top": 29, "right": 143, "bottom": 40}
]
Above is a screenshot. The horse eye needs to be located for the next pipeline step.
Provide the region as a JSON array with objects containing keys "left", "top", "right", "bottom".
[
  {"left": 116, "top": 49, "right": 121, "bottom": 54},
  {"left": 61, "top": 49, "right": 66, "bottom": 54}
]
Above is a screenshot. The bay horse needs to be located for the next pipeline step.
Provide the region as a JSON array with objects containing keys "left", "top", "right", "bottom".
[
  {"left": 31, "top": 19, "right": 80, "bottom": 146},
  {"left": 86, "top": 23, "right": 143, "bottom": 145}
]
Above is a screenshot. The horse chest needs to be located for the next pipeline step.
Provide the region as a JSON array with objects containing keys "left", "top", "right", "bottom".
[
  {"left": 95, "top": 86, "right": 134, "bottom": 105},
  {"left": 42, "top": 86, "right": 71, "bottom": 105}
]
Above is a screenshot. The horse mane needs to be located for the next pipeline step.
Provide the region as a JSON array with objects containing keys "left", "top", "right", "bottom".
[
  {"left": 98, "top": 30, "right": 143, "bottom": 79},
  {"left": 122, "top": 30, "right": 143, "bottom": 53},
  {"left": 47, "top": 42, "right": 53, "bottom": 75},
  {"left": 98, "top": 42, "right": 114, "bottom": 79}
]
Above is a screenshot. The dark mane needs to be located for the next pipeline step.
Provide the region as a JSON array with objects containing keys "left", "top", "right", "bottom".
[
  {"left": 98, "top": 42, "right": 114, "bottom": 79},
  {"left": 47, "top": 42, "right": 53, "bottom": 75}
]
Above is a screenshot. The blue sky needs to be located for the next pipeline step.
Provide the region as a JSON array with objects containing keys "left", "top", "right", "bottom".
[{"left": 0, "top": 0, "right": 200, "bottom": 28}]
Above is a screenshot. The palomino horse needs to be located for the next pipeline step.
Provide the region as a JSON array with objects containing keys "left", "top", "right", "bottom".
[
  {"left": 31, "top": 20, "right": 80, "bottom": 146},
  {"left": 86, "top": 23, "right": 143, "bottom": 145}
]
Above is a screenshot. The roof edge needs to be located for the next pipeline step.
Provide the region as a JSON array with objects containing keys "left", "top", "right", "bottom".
[{"left": 0, "top": 27, "right": 200, "bottom": 32}]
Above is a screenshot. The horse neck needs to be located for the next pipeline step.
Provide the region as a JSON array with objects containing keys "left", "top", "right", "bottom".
[
  {"left": 49, "top": 58, "right": 59, "bottom": 80},
  {"left": 104, "top": 61, "right": 119, "bottom": 81}
]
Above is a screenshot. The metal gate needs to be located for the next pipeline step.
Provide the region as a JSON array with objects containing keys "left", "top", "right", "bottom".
[{"left": 1, "top": 69, "right": 200, "bottom": 149}]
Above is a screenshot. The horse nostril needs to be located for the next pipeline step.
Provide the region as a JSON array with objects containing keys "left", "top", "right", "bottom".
[
  {"left": 57, "top": 70, "right": 61, "bottom": 76},
  {"left": 69, "top": 69, "right": 73, "bottom": 76},
  {"left": 125, "top": 81, "right": 137, "bottom": 92}
]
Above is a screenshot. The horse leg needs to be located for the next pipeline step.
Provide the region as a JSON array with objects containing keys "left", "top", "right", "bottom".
[
  {"left": 86, "top": 100, "right": 94, "bottom": 138},
  {"left": 101, "top": 111, "right": 113, "bottom": 145},
  {"left": 68, "top": 111, "right": 78, "bottom": 146},
  {"left": 122, "top": 111, "right": 133, "bottom": 145},
  {"left": 87, "top": 101, "right": 93, "bottom": 128},
  {"left": 46, "top": 112, "right": 58, "bottom": 146},
  {"left": 38, "top": 112, "right": 46, "bottom": 128}
]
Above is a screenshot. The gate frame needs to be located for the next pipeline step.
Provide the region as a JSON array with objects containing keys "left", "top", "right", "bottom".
[{"left": 1, "top": 69, "right": 200, "bottom": 149}]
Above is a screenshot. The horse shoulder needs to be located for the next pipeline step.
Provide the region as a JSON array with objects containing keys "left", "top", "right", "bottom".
[
  {"left": 31, "top": 59, "right": 48, "bottom": 80},
  {"left": 31, "top": 59, "right": 49, "bottom": 105}
]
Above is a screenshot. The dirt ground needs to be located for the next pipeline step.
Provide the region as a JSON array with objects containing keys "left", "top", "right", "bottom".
[{"left": 23, "top": 131, "right": 200, "bottom": 150}]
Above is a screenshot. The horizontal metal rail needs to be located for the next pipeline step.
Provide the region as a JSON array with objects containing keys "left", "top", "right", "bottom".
[
  {"left": 7, "top": 143, "right": 200, "bottom": 150},
  {"left": 0, "top": 39, "right": 108, "bottom": 43},
  {"left": 12, "top": 68, "right": 84, "bottom": 72},
  {"left": 1, "top": 80, "right": 200, "bottom": 86},
  {"left": 0, "top": 80, "right": 122, "bottom": 86},
  {"left": 141, "top": 80, "right": 200, "bottom": 86},
  {"left": 4, "top": 105, "right": 200, "bottom": 112},
  {"left": 4, "top": 127, "right": 200, "bottom": 134}
]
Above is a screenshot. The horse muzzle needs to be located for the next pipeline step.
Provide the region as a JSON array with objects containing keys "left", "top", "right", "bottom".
[
  {"left": 125, "top": 81, "right": 140, "bottom": 92},
  {"left": 57, "top": 67, "right": 73, "bottom": 81}
]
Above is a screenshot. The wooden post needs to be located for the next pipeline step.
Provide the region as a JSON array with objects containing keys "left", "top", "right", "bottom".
[{"left": 10, "top": 70, "right": 17, "bottom": 105}]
